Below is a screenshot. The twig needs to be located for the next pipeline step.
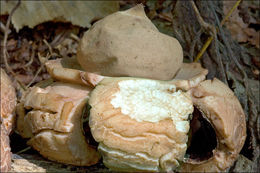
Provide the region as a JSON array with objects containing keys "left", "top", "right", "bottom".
[
  {"left": 24, "top": 49, "right": 35, "bottom": 67},
  {"left": 2, "top": 0, "right": 26, "bottom": 90},
  {"left": 193, "top": 0, "right": 242, "bottom": 62},
  {"left": 27, "top": 38, "right": 55, "bottom": 87},
  {"left": 26, "top": 52, "right": 50, "bottom": 87},
  {"left": 189, "top": 29, "right": 202, "bottom": 61},
  {"left": 190, "top": 1, "right": 215, "bottom": 33},
  {"left": 70, "top": 33, "right": 80, "bottom": 42},
  {"left": 16, "top": 146, "right": 31, "bottom": 155},
  {"left": 50, "top": 31, "right": 67, "bottom": 47},
  {"left": 3, "top": 0, "right": 21, "bottom": 74},
  {"left": 43, "top": 39, "right": 53, "bottom": 55},
  {"left": 209, "top": 2, "right": 228, "bottom": 85},
  {"left": 0, "top": 22, "right": 11, "bottom": 34}
]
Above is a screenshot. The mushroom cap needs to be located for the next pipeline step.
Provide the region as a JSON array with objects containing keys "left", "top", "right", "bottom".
[
  {"left": 180, "top": 78, "right": 246, "bottom": 172},
  {"left": 1, "top": 68, "right": 16, "bottom": 134},
  {"left": 89, "top": 78, "right": 193, "bottom": 171},
  {"left": 0, "top": 125, "right": 11, "bottom": 172},
  {"left": 77, "top": 5, "right": 183, "bottom": 80},
  {"left": 16, "top": 82, "right": 100, "bottom": 166}
]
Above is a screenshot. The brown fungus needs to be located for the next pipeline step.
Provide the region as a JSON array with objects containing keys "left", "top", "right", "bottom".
[
  {"left": 77, "top": 5, "right": 183, "bottom": 80},
  {"left": 180, "top": 78, "right": 246, "bottom": 172},
  {"left": 44, "top": 57, "right": 245, "bottom": 172},
  {"left": 16, "top": 82, "right": 100, "bottom": 166}
]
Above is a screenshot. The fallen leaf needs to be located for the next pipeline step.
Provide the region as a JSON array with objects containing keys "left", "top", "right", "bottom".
[
  {"left": 223, "top": 1, "right": 259, "bottom": 48},
  {"left": 1, "top": 1, "right": 119, "bottom": 31},
  {"left": 15, "top": 74, "right": 42, "bottom": 85}
]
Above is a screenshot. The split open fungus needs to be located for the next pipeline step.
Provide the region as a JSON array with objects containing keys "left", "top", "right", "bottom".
[
  {"left": 88, "top": 74, "right": 246, "bottom": 172},
  {"left": 43, "top": 58, "right": 246, "bottom": 172},
  {"left": 16, "top": 4, "right": 246, "bottom": 172}
]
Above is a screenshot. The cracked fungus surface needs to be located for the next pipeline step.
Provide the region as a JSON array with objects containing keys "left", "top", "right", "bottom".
[
  {"left": 111, "top": 80, "right": 193, "bottom": 132},
  {"left": 89, "top": 78, "right": 194, "bottom": 171},
  {"left": 17, "top": 82, "right": 100, "bottom": 166}
]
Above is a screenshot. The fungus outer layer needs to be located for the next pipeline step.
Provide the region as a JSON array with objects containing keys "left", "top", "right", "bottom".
[
  {"left": 180, "top": 78, "right": 246, "bottom": 172},
  {"left": 16, "top": 82, "right": 100, "bottom": 166},
  {"left": 77, "top": 5, "right": 183, "bottom": 80}
]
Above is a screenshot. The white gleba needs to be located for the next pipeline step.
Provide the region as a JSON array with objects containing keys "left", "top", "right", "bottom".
[
  {"left": 111, "top": 79, "right": 193, "bottom": 132},
  {"left": 89, "top": 78, "right": 194, "bottom": 171}
]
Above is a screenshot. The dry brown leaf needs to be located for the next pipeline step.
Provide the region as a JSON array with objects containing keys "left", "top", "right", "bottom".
[
  {"left": 55, "top": 38, "right": 78, "bottom": 58},
  {"left": 1, "top": 1, "right": 119, "bottom": 31},
  {"left": 223, "top": 1, "right": 259, "bottom": 48}
]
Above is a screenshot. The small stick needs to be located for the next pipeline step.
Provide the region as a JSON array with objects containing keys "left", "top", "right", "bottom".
[
  {"left": 27, "top": 38, "right": 54, "bottom": 87},
  {"left": 16, "top": 146, "right": 31, "bottom": 155},
  {"left": 24, "top": 49, "right": 35, "bottom": 67},
  {"left": 2, "top": 0, "right": 26, "bottom": 90},
  {"left": 70, "top": 33, "right": 80, "bottom": 42},
  {"left": 43, "top": 39, "right": 53, "bottom": 55},
  {"left": 3, "top": 0, "right": 21, "bottom": 74},
  {"left": 0, "top": 22, "right": 11, "bottom": 34},
  {"left": 26, "top": 52, "right": 50, "bottom": 87},
  {"left": 193, "top": 0, "right": 242, "bottom": 62}
]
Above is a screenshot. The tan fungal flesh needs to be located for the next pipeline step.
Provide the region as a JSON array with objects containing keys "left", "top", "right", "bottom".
[
  {"left": 88, "top": 66, "right": 246, "bottom": 172},
  {"left": 170, "top": 63, "right": 208, "bottom": 91},
  {"left": 77, "top": 5, "right": 183, "bottom": 80},
  {"left": 0, "top": 2, "right": 246, "bottom": 172},
  {"left": 17, "top": 82, "right": 100, "bottom": 166},
  {"left": 180, "top": 78, "right": 246, "bottom": 172},
  {"left": 45, "top": 58, "right": 104, "bottom": 87},
  {"left": 89, "top": 78, "right": 193, "bottom": 171}
]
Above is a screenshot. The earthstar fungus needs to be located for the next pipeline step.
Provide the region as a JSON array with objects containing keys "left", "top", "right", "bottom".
[{"left": 16, "top": 4, "right": 246, "bottom": 172}]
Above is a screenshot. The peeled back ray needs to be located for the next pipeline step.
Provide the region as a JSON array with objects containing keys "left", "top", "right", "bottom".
[
  {"left": 181, "top": 78, "right": 246, "bottom": 172},
  {"left": 77, "top": 5, "right": 183, "bottom": 80},
  {"left": 16, "top": 82, "right": 100, "bottom": 166}
]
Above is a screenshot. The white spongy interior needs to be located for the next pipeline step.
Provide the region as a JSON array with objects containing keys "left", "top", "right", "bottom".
[{"left": 110, "top": 79, "right": 193, "bottom": 132}]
